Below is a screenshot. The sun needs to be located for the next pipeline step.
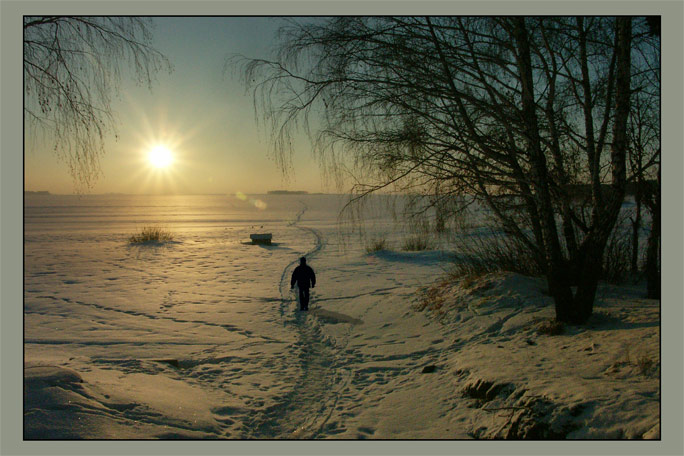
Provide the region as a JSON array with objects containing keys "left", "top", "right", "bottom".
[{"left": 148, "top": 145, "right": 173, "bottom": 169}]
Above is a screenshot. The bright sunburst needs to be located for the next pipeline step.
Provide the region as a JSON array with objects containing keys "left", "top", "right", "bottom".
[{"left": 148, "top": 145, "right": 173, "bottom": 169}]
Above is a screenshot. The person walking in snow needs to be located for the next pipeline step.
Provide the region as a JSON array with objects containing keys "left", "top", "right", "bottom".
[{"left": 290, "top": 257, "right": 316, "bottom": 311}]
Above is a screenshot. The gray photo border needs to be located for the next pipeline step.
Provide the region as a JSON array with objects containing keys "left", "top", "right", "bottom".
[{"left": 2, "top": 1, "right": 682, "bottom": 455}]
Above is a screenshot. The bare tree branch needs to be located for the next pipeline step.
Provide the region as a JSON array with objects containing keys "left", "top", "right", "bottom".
[{"left": 24, "top": 16, "right": 172, "bottom": 191}]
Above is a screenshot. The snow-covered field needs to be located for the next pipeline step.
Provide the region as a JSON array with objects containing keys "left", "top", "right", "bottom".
[{"left": 23, "top": 193, "right": 660, "bottom": 440}]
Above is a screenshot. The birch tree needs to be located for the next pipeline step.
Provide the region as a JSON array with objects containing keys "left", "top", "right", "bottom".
[
  {"left": 236, "top": 16, "right": 654, "bottom": 324},
  {"left": 24, "top": 16, "right": 171, "bottom": 189}
]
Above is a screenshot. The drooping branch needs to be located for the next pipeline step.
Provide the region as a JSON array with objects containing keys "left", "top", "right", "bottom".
[
  {"left": 232, "top": 16, "right": 655, "bottom": 323},
  {"left": 24, "top": 16, "right": 172, "bottom": 190}
]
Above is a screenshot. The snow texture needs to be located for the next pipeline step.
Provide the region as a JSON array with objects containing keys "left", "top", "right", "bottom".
[{"left": 24, "top": 194, "right": 659, "bottom": 439}]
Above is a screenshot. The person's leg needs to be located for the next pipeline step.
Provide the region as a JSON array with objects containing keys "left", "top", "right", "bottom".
[
  {"left": 299, "top": 288, "right": 306, "bottom": 310},
  {"left": 301, "top": 288, "right": 309, "bottom": 311}
]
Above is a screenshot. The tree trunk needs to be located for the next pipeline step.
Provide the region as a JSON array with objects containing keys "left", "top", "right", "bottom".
[
  {"left": 572, "top": 240, "right": 605, "bottom": 322},
  {"left": 563, "top": 212, "right": 581, "bottom": 286},
  {"left": 547, "top": 265, "right": 576, "bottom": 323},
  {"left": 513, "top": 17, "right": 585, "bottom": 324},
  {"left": 630, "top": 187, "right": 642, "bottom": 276},
  {"left": 553, "top": 18, "right": 631, "bottom": 325},
  {"left": 645, "top": 207, "right": 660, "bottom": 299},
  {"left": 645, "top": 168, "right": 661, "bottom": 299}
]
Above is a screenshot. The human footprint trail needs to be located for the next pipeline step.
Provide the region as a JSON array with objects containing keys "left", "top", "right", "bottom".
[
  {"left": 246, "top": 202, "right": 351, "bottom": 439},
  {"left": 277, "top": 203, "right": 323, "bottom": 317},
  {"left": 23, "top": 193, "right": 661, "bottom": 440}
]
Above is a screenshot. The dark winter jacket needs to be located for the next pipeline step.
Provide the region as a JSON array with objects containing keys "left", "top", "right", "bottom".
[{"left": 290, "top": 264, "right": 316, "bottom": 289}]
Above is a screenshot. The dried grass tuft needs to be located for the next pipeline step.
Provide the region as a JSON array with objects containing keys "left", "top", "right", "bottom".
[{"left": 129, "top": 225, "right": 174, "bottom": 244}]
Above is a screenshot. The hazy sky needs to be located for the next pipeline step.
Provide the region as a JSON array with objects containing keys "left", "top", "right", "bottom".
[{"left": 24, "top": 17, "right": 328, "bottom": 195}]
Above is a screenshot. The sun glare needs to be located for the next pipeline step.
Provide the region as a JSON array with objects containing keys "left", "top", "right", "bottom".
[{"left": 148, "top": 145, "right": 173, "bottom": 169}]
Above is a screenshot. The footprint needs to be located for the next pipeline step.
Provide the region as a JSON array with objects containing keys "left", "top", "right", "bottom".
[
  {"left": 358, "top": 426, "right": 375, "bottom": 435},
  {"left": 212, "top": 405, "right": 244, "bottom": 416}
]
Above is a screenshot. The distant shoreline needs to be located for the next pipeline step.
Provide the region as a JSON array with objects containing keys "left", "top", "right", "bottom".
[
  {"left": 24, "top": 185, "right": 651, "bottom": 198},
  {"left": 23, "top": 191, "right": 336, "bottom": 196}
]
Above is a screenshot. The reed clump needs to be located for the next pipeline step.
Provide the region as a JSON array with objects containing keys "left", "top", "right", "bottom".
[
  {"left": 366, "top": 237, "right": 389, "bottom": 253},
  {"left": 129, "top": 225, "right": 174, "bottom": 244},
  {"left": 402, "top": 235, "right": 434, "bottom": 251}
]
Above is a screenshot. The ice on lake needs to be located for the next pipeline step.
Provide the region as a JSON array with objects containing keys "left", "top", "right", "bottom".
[
  {"left": 24, "top": 193, "right": 449, "bottom": 439},
  {"left": 23, "top": 193, "right": 659, "bottom": 440}
]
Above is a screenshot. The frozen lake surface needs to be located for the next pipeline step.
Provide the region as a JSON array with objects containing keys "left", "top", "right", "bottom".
[
  {"left": 23, "top": 193, "right": 660, "bottom": 440},
  {"left": 24, "top": 193, "right": 450, "bottom": 438}
]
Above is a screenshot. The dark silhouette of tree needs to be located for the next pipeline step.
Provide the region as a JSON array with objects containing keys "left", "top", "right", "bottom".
[
  {"left": 24, "top": 16, "right": 171, "bottom": 190},
  {"left": 236, "top": 16, "right": 657, "bottom": 324},
  {"left": 625, "top": 23, "right": 660, "bottom": 297},
  {"left": 627, "top": 95, "right": 660, "bottom": 279},
  {"left": 643, "top": 164, "right": 660, "bottom": 299}
]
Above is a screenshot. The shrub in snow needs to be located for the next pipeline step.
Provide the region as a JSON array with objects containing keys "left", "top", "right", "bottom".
[
  {"left": 366, "top": 237, "right": 388, "bottom": 253},
  {"left": 129, "top": 225, "right": 174, "bottom": 244},
  {"left": 451, "top": 228, "right": 541, "bottom": 278},
  {"left": 402, "top": 235, "right": 433, "bottom": 251}
]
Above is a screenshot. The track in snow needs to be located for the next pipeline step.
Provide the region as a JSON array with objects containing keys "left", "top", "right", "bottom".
[{"left": 245, "top": 202, "right": 351, "bottom": 439}]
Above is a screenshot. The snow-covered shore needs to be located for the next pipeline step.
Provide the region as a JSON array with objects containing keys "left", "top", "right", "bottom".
[
  {"left": 304, "top": 265, "right": 660, "bottom": 439},
  {"left": 23, "top": 194, "right": 660, "bottom": 440}
]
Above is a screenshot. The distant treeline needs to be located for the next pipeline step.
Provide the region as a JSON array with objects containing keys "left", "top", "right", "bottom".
[
  {"left": 267, "top": 190, "right": 309, "bottom": 195},
  {"left": 566, "top": 181, "right": 657, "bottom": 199},
  {"left": 24, "top": 190, "right": 51, "bottom": 195}
]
